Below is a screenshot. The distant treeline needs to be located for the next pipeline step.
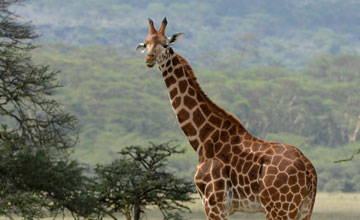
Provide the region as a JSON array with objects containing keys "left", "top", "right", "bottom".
[{"left": 19, "top": 0, "right": 360, "bottom": 69}]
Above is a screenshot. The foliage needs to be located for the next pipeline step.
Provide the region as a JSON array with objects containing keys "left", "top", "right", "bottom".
[
  {"left": 0, "top": 1, "right": 96, "bottom": 219},
  {"left": 94, "top": 141, "right": 196, "bottom": 220}
]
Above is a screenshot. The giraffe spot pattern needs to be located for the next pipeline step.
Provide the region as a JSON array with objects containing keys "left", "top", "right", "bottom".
[
  {"left": 177, "top": 109, "right": 190, "bottom": 123},
  {"left": 158, "top": 51, "right": 316, "bottom": 220}
]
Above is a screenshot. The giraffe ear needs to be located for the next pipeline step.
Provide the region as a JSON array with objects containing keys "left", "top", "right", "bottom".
[
  {"left": 136, "top": 43, "right": 146, "bottom": 53},
  {"left": 168, "top": 33, "right": 184, "bottom": 45}
]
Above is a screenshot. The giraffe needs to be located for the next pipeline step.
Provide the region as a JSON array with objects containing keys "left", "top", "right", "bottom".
[{"left": 136, "top": 18, "right": 317, "bottom": 220}]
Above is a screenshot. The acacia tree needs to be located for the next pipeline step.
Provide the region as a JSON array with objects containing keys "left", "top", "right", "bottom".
[
  {"left": 0, "top": 1, "right": 98, "bottom": 219},
  {"left": 94, "top": 141, "right": 196, "bottom": 220}
]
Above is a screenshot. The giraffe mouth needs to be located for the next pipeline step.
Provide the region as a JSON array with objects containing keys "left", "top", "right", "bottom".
[{"left": 146, "top": 62, "right": 155, "bottom": 68}]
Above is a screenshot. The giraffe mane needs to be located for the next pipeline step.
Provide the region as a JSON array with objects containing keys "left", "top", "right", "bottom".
[{"left": 175, "top": 54, "right": 248, "bottom": 134}]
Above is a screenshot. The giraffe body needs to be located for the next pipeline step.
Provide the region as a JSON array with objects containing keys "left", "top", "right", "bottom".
[{"left": 137, "top": 18, "right": 317, "bottom": 220}]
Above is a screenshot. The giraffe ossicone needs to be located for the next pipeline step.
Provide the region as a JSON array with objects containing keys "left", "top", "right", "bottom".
[{"left": 136, "top": 18, "right": 317, "bottom": 220}]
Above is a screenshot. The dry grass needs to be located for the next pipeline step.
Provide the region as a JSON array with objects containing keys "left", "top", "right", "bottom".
[{"left": 0, "top": 192, "right": 359, "bottom": 220}]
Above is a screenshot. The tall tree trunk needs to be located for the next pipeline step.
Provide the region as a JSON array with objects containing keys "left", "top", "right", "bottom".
[
  {"left": 133, "top": 201, "right": 141, "bottom": 220},
  {"left": 350, "top": 115, "right": 360, "bottom": 142}
]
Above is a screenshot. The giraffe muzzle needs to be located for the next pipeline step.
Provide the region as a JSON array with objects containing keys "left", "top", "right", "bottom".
[{"left": 146, "top": 59, "right": 156, "bottom": 68}]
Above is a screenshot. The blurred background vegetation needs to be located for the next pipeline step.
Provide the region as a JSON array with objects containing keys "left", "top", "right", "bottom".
[{"left": 15, "top": 0, "right": 360, "bottom": 192}]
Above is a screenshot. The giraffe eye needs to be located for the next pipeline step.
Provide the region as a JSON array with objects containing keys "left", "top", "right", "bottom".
[{"left": 162, "top": 44, "right": 168, "bottom": 48}]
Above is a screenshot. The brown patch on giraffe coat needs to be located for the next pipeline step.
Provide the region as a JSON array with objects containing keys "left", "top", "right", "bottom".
[
  {"left": 244, "top": 132, "right": 252, "bottom": 140},
  {"left": 280, "top": 185, "right": 290, "bottom": 194},
  {"left": 243, "top": 140, "right": 252, "bottom": 148},
  {"left": 166, "top": 60, "right": 171, "bottom": 67},
  {"left": 169, "top": 87, "right": 178, "bottom": 100},
  {"left": 211, "top": 160, "right": 222, "bottom": 179},
  {"left": 252, "top": 142, "right": 261, "bottom": 151},
  {"left": 211, "top": 130, "right": 220, "bottom": 142},
  {"left": 205, "top": 184, "right": 213, "bottom": 198},
  {"left": 260, "top": 143, "right": 270, "bottom": 151},
  {"left": 168, "top": 67, "right": 173, "bottom": 73},
  {"left": 243, "top": 161, "right": 252, "bottom": 174},
  {"left": 250, "top": 182, "right": 260, "bottom": 192},
  {"left": 222, "top": 120, "right": 231, "bottom": 129},
  {"left": 188, "top": 87, "right": 195, "bottom": 96},
  {"left": 172, "top": 56, "right": 180, "bottom": 66},
  {"left": 193, "top": 108, "right": 205, "bottom": 127},
  {"left": 200, "top": 104, "right": 211, "bottom": 117},
  {"left": 177, "top": 109, "right": 189, "bottom": 123},
  {"left": 220, "top": 131, "right": 229, "bottom": 142},
  {"left": 245, "top": 153, "right": 254, "bottom": 161},
  {"left": 284, "top": 149, "right": 300, "bottom": 160},
  {"left": 231, "top": 155, "right": 238, "bottom": 167},
  {"left": 293, "top": 159, "right": 306, "bottom": 171},
  {"left": 172, "top": 97, "right": 181, "bottom": 109},
  {"left": 272, "top": 155, "right": 283, "bottom": 166},
  {"left": 298, "top": 172, "right": 306, "bottom": 186},
  {"left": 273, "top": 145, "right": 285, "bottom": 154},
  {"left": 288, "top": 175, "right": 297, "bottom": 186},
  {"left": 181, "top": 123, "right": 197, "bottom": 136},
  {"left": 195, "top": 160, "right": 211, "bottom": 180},
  {"left": 165, "top": 75, "right": 176, "bottom": 88},
  {"left": 231, "top": 136, "right": 241, "bottom": 144},
  {"left": 237, "top": 186, "right": 246, "bottom": 198},
  {"left": 214, "top": 142, "right": 223, "bottom": 154},
  {"left": 199, "top": 123, "right": 215, "bottom": 142},
  {"left": 238, "top": 174, "right": 244, "bottom": 185},
  {"left": 203, "top": 173, "right": 211, "bottom": 182},
  {"left": 174, "top": 67, "right": 184, "bottom": 78},
  {"left": 236, "top": 159, "right": 245, "bottom": 173},
  {"left": 184, "top": 95, "right": 197, "bottom": 110},
  {"left": 291, "top": 184, "right": 300, "bottom": 193},
  {"left": 195, "top": 90, "right": 204, "bottom": 101},
  {"left": 222, "top": 165, "right": 231, "bottom": 178},
  {"left": 229, "top": 125, "right": 237, "bottom": 135},
  {"left": 162, "top": 70, "right": 168, "bottom": 77},
  {"left": 282, "top": 203, "right": 289, "bottom": 211},
  {"left": 267, "top": 166, "right": 278, "bottom": 175},
  {"left": 178, "top": 80, "right": 188, "bottom": 93},
  {"left": 204, "top": 140, "right": 215, "bottom": 158},
  {"left": 273, "top": 173, "right": 288, "bottom": 188},
  {"left": 217, "top": 144, "right": 231, "bottom": 164},
  {"left": 209, "top": 115, "right": 222, "bottom": 127},
  {"left": 214, "top": 179, "right": 225, "bottom": 191},
  {"left": 248, "top": 164, "right": 259, "bottom": 181},
  {"left": 244, "top": 186, "right": 251, "bottom": 195},
  {"left": 279, "top": 159, "right": 292, "bottom": 171},
  {"left": 289, "top": 210, "right": 298, "bottom": 219},
  {"left": 189, "top": 139, "right": 199, "bottom": 151},
  {"left": 230, "top": 169, "right": 238, "bottom": 185},
  {"left": 196, "top": 182, "right": 206, "bottom": 195},
  {"left": 187, "top": 78, "right": 196, "bottom": 88},
  {"left": 232, "top": 145, "right": 241, "bottom": 154}
]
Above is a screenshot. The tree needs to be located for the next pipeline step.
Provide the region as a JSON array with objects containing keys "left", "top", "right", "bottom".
[
  {"left": 94, "top": 141, "right": 196, "bottom": 220},
  {"left": 0, "top": 1, "right": 97, "bottom": 219}
]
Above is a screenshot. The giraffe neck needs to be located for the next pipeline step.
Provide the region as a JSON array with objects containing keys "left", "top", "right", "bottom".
[{"left": 158, "top": 48, "right": 251, "bottom": 158}]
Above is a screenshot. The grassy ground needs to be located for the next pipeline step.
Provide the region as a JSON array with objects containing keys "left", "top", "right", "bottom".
[
  {"left": 0, "top": 193, "right": 359, "bottom": 220},
  {"left": 147, "top": 192, "right": 360, "bottom": 220}
]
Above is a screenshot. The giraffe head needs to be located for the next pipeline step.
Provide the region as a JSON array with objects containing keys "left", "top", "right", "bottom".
[{"left": 136, "top": 17, "right": 184, "bottom": 68}]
